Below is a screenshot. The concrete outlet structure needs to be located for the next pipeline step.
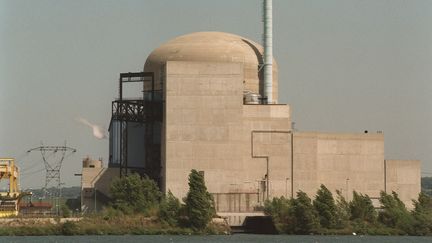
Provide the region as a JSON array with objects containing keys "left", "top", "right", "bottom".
[{"left": 81, "top": 32, "right": 420, "bottom": 225}]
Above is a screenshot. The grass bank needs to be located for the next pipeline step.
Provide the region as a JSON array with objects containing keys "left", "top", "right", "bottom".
[{"left": 0, "top": 215, "right": 230, "bottom": 236}]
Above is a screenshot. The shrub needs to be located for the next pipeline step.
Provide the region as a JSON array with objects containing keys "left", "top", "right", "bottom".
[
  {"left": 61, "top": 221, "right": 79, "bottom": 235},
  {"left": 110, "top": 173, "right": 162, "bottom": 214},
  {"left": 349, "top": 191, "right": 376, "bottom": 223},
  {"left": 313, "top": 184, "right": 337, "bottom": 228},
  {"left": 61, "top": 204, "right": 71, "bottom": 218},
  {"left": 412, "top": 193, "right": 432, "bottom": 235},
  {"left": 184, "top": 169, "right": 215, "bottom": 230},
  {"left": 334, "top": 190, "right": 351, "bottom": 228},
  {"left": 159, "top": 190, "right": 181, "bottom": 226},
  {"left": 101, "top": 206, "right": 124, "bottom": 221},
  {"left": 264, "top": 196, "right": 295, "bottom": 233},
  {"left": 292, "top": 191, "right": 319, "bottom": 234},
  {"left": 378, "top": 191, "right": 414, "bottom": 234}
]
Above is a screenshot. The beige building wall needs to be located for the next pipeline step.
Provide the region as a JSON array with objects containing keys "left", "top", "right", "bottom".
[
  {"left": 81, "top": 160, "right": 119, "bottom": 213},
  {"left": 80, "top": 32, "right": 421, "bottom": 222},
  {"left": 291, "top": 132, "right": 318, "bottom": 198},
  {"left": 78, "top": 31, "right": 422, "bottom": 224},
  {"left": 162, "top": 60, "right": 420, "bottom": 214},
  {"left": 385, "top": 159, "right": 421, "bottom": 208},
  {"left": 242, "top": 105, "right": 292, "bottom": 200},
  {"left": 164, "top": 61, "right": 245, "bottom": 198},
  {"left": 293, "top": 132, "right": 385, "bottom": 203},
  {"left": 163, "top": 61, "right": 292, "bottom": 208}
]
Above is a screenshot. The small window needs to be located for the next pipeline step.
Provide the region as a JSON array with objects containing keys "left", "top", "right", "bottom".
[
  {"left": 89, "top": 165, "right": 95, "bottom": 168},
  {"left": 198, "top": 170, "right": 205, "bottom": 178}
]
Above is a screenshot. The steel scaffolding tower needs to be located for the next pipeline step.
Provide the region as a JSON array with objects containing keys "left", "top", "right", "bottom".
[{"left": 109, "top": 72, "right": 162, "bottom": 181}]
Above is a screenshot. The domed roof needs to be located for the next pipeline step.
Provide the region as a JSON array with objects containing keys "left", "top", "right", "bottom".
[{"left": 144, "top": 32, "right": 278, "bottom": 101}]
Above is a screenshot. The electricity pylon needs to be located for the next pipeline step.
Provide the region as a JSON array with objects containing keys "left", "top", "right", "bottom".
[{"left": 27, "top": 142, "right": 76, "bottom": 196}]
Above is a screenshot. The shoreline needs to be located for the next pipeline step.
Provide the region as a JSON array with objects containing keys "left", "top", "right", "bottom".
[
  {"left": 0, "top": 216, "right": 230, "bottom": 236},
  {"left": 0, "top": 216, "right": 430, "bottom": 236}
]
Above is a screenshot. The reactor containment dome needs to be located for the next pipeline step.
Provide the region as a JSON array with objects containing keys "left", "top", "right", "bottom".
[{"left": 144, "top": 31, "right": 279, "bottom": 102}]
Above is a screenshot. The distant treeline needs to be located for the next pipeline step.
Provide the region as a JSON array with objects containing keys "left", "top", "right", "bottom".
[
  {"left": 265, "top": 184, "right": 432, "bottom": 236},
  {"left": 25, "top": 186, "right": 80, "bottom": 199},
  {"left": 422, "top": 177, "right": 432, "bottom": 196}
]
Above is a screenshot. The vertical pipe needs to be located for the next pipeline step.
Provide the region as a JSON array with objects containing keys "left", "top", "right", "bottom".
[
  {"left": 94, "top": 187, "right": 97, "bottom": 213},
  {"left": 119, "top": 77, "right": 122, "bottom": 101},
  {"left": 263, "top": 0, "right": 273, "bottom": 104},
  {"left": 384, "top": 160, "right": 387, "bottom": 193},
  {"left": 266, "top": 158, "right": 269, "bottom": 200},
  {"left": 291, "top": 132, "right": 294, "bottom": 198}
]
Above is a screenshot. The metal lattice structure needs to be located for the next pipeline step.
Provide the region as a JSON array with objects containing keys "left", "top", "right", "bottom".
[
  {"left": 0, "top": 158, "right": 31, "bottom": 217},
  {"left": 27, "top": 143, "right": 76, "bottom": 196},
  {"left": 109, "top": 72, "right": 163, "bottom": 182}
]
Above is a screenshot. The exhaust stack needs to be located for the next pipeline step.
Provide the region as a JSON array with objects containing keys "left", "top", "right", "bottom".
[{"left": 263, "top": 0, "right": 273, "bottom": 104}]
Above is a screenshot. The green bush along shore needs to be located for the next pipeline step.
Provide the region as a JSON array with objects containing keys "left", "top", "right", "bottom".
[
  {"left": 264, "top": 184, "right": 432, "bottom": 236},
  {"left": 0, "top": 170, "right": 228, "bottom": 236}
]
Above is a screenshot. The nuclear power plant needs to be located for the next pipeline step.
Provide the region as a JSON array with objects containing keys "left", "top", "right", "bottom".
[{"left": 81, "top": 1, "right": 420, "bottom": 226}]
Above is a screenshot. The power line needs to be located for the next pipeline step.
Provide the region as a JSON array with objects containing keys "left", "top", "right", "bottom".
[
  {"left": 20, "top": 167, "right": 45, "bottom": 176},
  {"left": 20, "top": 160, "right": 44, "bottom": 173}
]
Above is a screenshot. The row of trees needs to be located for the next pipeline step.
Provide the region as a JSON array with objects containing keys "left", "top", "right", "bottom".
[
  {"left": 107, "top": 173, "right": 432, "bottom": 235},
  {"left": 109, "top": 169, "right": 215, "bottom": 231},
  {"left": 265, "top": 184, "right": 432, "bottom": 235}
]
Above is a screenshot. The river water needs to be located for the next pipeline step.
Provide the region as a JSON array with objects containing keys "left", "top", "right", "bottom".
[{"left": 0, "top": 235, "right": 430, "bottom": 243}]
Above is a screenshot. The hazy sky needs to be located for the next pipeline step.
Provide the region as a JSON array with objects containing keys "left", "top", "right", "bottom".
[{"left": 1, "top": 0, "right": 431, "bottom": 189}]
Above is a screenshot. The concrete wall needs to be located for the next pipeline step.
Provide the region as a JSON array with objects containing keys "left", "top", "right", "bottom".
[
  {"left": 164, "top": 61, "right": 245, "bottom": 198},
  {"left": 159, "top": 60, "right": 420, "bottom": 222},
  {"left": 242, "top": 105, "right": 291, "bottom": 200},
  {"left": 163, "top": 61, "right": 292, "bottom": 211},
  {"left": 385, "top": 160, "right": 421, "bottom": 208},
  {"left": 83, "top": 54, "right": 421, "bottom": 217},
  {"left": 293, "top": 132, "right": 385, "bottom": 203},
  {"left": 213, "top": 192, "right": 260, "bottom": 212},
  {"left": 81, "top": 167, "right": 119, "bottom": 212},
  {"left": 291, "top": 132, "right": 318, "bottom": 199}
]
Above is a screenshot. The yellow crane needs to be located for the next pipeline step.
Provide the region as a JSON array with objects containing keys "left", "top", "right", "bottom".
[{"left": 0, "top": 158, "right": 30, "bottom": 217}]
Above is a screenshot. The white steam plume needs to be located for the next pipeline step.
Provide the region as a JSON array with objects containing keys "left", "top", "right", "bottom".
[{"left": 75, "top": 117, "right": 107, "bottom": 139}]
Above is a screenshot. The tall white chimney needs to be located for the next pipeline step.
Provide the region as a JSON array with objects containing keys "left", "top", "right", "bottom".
[{"left": 263, "top": 0, "right": 273, "bottom": 104}]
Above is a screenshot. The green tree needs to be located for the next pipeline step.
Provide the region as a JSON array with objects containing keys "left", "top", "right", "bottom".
[
  {"left": 61, "top": 204, "right": 71, "bottom": 218},
  {"left": 292, "top": 191, "right": 319, "bottom": 234},
  {"left": 159, "top": 190, "right": 182, "bottom": 226},
  {"left": 313, "top": 184, "right": 337, "bottom": 228},
  {"left": 110, "top": 173, "right": 162, "bottom": 214},
  {"left": 349, "top": 191, "right": 376, "bottom": 223},
  {"left": 412, "top": 193, "right": 432, "bottom": 235},
  {"left": 184, "top": 169, "right": 215, "bottom": 230},
  {"left": 378, "top": 191, "right": 414, "bottom": 234},
  {"left": 264, "top": 197, "right": 295, "bottom": 233},
  {"left": 414, "top": 192, "right": 432, "bottom": 212},
  {"left": 334, "top": 189, "right": 351, "bottom": 228},
  {"left": 61, "top": 221, "right": 79, "bottom": 235}
]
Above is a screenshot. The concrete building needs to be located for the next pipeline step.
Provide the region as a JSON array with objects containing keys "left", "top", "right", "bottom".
[
  {"left": 80, "top": 157, "right": 118, "bottom": 213},
  {"left": 81, "top": 32, "right": 420, "bottom": 225}
]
